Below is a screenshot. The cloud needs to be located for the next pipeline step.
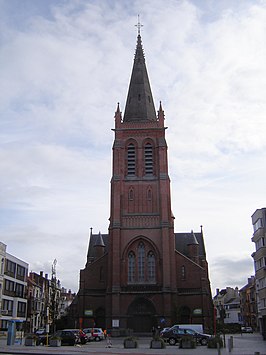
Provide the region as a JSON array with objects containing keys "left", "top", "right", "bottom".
[
  {"left": 1, "top": 0, "right": 266, "bottom": 294},
  {"left": 210, "top": 256, "right": 254, "bottom": 294}
]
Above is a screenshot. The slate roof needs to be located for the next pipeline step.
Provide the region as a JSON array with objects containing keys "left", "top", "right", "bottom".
[
  {"left": 174, "top": 232, "right": 206, "bottom": 259},
  {"left": 123, "top": 35, "right": 157, "bottom": 122},
  {"left": 87, "top": 231, "right": 206, "bottom": 262}
]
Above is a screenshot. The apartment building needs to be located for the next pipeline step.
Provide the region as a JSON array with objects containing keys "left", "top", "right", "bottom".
[
  {"left": 251, "top": 208, "right": 266, "bottom": 340},
  {"left": 0, "top": 242, "right": 28, "bottom": 329},
  {"left": 239, "top": 276, "right": 257, "bottom": 330}
]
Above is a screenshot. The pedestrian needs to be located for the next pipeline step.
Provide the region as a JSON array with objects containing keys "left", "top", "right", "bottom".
[{"left": 106, "top": 334, "right": 112, "bottom": 348}]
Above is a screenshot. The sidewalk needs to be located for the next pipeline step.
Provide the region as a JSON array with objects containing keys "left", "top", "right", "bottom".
[{"left": 0, "top": 333, "right": 265, "bottom": 355}]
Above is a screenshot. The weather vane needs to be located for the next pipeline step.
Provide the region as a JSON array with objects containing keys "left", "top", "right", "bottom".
[{"left": 135, "top": 14, "right": 143, "bottom": 35}]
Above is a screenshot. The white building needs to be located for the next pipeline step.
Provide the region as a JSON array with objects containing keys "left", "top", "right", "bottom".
[
  {"left": 213, "top": 287, "right": 241, "bottom": 325},
  {"left": 0, "top": 242, "right": 28, "bottom": 330}
]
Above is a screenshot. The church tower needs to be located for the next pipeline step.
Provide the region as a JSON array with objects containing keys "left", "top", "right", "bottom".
[
  {"left": 77, "top": 27, "right": 213, "bottom": 333},
  {"left": 107, "top": 31, "right": 177, "bottom": 331}
]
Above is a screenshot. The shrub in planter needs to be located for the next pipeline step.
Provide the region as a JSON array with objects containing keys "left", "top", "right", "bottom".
[
  {"left": 49, "top": 336, "right": 61, "bottom": 347},
  {"left": 150, "top": 336, "right": 166, "bottom": 349},
  {"left": 24, "top": 334, "right": 37, "bottom": 346},
  {"left": 179, "top": 335, "right": 196, "bottom": 349},
  {"left": 207, "top": 335, "right": 223, "bottom": 348},
  {"left": 124, "top": 336, "right": 138, "bottom": 348}
]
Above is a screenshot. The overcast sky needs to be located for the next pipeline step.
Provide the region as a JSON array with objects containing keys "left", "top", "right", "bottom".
[{"left": 1, "top": 0, "right": 266, "bottom": 296}]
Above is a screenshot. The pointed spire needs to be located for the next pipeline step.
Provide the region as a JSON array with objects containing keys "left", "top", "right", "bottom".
[
  {"left": 187, "top": 230, "right": 199, "bottom": 245},
  {"left": 87, "top": 227, "right": 93, "bottom": 259},
  {"left": 158, "top": 101, "right": 165, "bottom": 123},
  {"left": 123, "top": 29, "right": 157, "bottom": 122},
  {"left": 94, "top": 231, "right": 105, "bottom": 247},
  {"left": 116, "top": 102, "right": 121, "bottom": 114},
  {"left": 114, "top": 102, "right": 122, "bottom": 127}
]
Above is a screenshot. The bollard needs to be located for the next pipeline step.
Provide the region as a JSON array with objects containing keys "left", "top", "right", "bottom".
[
  {"left": 228, "top": 338, "right": 232, "bottom": 352},
  {"left": 217, "top": 342, "right": 221, "bottom": 355}
]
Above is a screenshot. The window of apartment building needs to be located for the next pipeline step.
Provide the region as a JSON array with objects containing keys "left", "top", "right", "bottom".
[
  {"left": 1, "top": 257, "right": 4, "bottom": 274},
  {"left": 255, "top": 257, "right": 266, "bottom": 271},
  {"left": 17, "top": 301, "right": 26, "bottom": 317},
  {"left": 255, "top": 237, "right": 265, "bottom": 251},
  {"left": 15, "top": 283, "right": 24, "bottom": 298},
  {"left": 253, "top": 218, "right": 263, "bottom": 232},
  {"left": 261, "top": 298, "right": 266, "bottom": 309},
  {"left": 2, "top": 299, "right": 13, "bottom": 316},
  {"left": 258, "top": 277, "right": 266, "bottom": 290},
  {"left": 4, "top": 279, "right": 15, "bottom": 296},
  {"left": 5, "top": 259, "right": 16, "bottom": 277},
  {"left": 16, "top": 265, "right": 26, "bottom": 281}
]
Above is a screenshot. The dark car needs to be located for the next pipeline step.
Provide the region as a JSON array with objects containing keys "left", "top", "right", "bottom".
[
  {"left": 54, "top": 330, "right": 79, "bottom": 345},
  {"left": 64, "top": 329, "right": 88, "bottom": 344},
  {"left": 161, "top": 327, "right": 211, "bottom": 346}
]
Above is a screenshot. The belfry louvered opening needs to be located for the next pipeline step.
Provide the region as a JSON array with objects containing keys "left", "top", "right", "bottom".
[
  {"left": 144, "top": 143, "right": 153, "bottom": 175},
  {"left": 127, "top": 143, "right": 136, "bottom": 176}
]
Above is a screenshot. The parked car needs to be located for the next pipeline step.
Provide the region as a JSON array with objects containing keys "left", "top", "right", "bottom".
[
  {"left": 35, "top": 328, "right": 47, "bottom": 335},
  {"left": 83, "top": 327, "right": 104, "bottom": 341},
  {"left": 241, "top": 326, "right": 253, "bottom": 333},
  {"left": 34, "top": 329, "right": 50, "bottom": 345},
  {"left": 64, "top": 329, "right": 88, "bottom": 344},
  {"left": 54, "top": 330, "right": 79, "bottom": 345},
  {"left": 160, "top": 327, "right": 211, "bottom": 346}
]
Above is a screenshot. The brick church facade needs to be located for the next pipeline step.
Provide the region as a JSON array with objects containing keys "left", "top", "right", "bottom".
[{"left": 76, "top": 32, "right": 213, "bottom": 333}]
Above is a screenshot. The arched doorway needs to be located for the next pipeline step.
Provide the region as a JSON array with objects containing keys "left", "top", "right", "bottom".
[{"left": 127, "top": 297, "right": 156, "bottom": 332}]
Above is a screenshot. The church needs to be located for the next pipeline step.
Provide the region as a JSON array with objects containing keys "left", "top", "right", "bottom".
[{"left": 76, "top": 29, "right": 213, "bottom": 333}]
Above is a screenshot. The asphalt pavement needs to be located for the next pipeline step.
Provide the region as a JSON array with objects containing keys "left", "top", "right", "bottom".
[{"left": 0, "top": 333, "right": 265, "bottom": 355}]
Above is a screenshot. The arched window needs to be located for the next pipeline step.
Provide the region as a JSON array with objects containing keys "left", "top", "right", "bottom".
[
  {"left": 127, "top": 143, "right": 136, "bottom": 176},
  {"left": 144, "top": 143, "right": 153, "bottom": 175},
  {"left": 138, "top": 243, "right": 145, "bottom": 282},
  {"left": 181, "top": 265, "right": 186, "bottom": 280},
  {"left": 147, "top": 251, "right": 155, "bottom": 282},
  {"left": 127, "top": 242, "right": 157, "bottom": 284},
  {"left": 147, "top": 187, "right": 152, "bottom": 201},
  {"left": 129, "top": 187, "right": 134, "bottom": 201},
  {"left": 128, "top": 251, "right": 135, "bottom": 283}
]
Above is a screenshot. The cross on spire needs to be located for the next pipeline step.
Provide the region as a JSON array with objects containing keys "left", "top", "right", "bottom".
[{"left": 135, "top": 14, "right": 143, "bottom": 35}]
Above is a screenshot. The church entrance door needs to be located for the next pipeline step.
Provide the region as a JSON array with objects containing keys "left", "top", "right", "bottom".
[{"left": 127, "top": 297, "right": 156, "bottom": 333}]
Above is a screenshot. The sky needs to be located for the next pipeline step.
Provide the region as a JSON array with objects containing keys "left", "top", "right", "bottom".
[{"left": 1, "top": 0, "right": 266, "bottom": 296}]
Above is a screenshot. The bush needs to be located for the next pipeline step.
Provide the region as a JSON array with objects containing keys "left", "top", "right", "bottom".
[
  {"left": 123, "top": 336, "right": 138, "bottom": 348},
  {"left": 150, "top": 336, "right": 166, "bottom": 348},
  {"left": 207, "top": 335, "right": 223, "bottom": 348},
  {"left": 179, "top": 335, "right": 196, "bottom": 349}
]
